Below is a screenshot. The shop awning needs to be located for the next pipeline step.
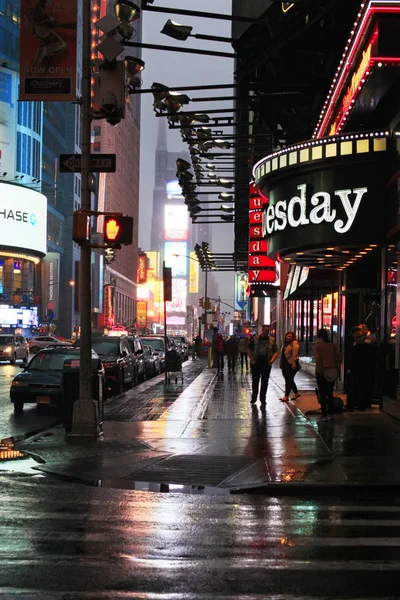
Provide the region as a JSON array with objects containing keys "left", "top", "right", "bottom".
[{"left": 284, "top": 265, "right": 337, "bottom": 300}]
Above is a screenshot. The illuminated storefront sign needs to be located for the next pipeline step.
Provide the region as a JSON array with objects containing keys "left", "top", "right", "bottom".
[
  {"left": 0, "top": 183, "right": 47, "bottom": 257},
  {"left": 263, "top": 184, "right": 367, "bottom": 236},
  {"left": 137, "top": 301, "right": 147, "bottom": 326},
  {"left": 103, "top": 284, "right": 114, "bottom": 328},
  {"left": 189, "top": 251, "right": 199, "bottom": 293},
  {"left": 138, "top": 253, "right": 148, "bottom": 284},
  {"left": 248, "top": 183, "right": 276, "bottom": 293},
  {"left": 164, "top": 205, "right": 188, "bottom": 241}
]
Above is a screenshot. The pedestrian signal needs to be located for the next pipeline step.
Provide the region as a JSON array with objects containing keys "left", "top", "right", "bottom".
[{"left": 104, "top": 216, "right": 133, "bottom": 246}]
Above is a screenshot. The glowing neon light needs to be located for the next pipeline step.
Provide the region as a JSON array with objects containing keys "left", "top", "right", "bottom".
[
  {"left": 105, "top": 219, "right": 120, "bottom": 241},
  {"left": 282, "top": 2, "right": 295, "bottom": 13},
  {"left": 315, "top": 1, "right": 400, "bottom": 138}
]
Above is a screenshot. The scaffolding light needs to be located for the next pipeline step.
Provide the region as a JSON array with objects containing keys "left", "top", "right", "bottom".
[{"left": 161, "top": 19, "right": 192, "bottom": 41}]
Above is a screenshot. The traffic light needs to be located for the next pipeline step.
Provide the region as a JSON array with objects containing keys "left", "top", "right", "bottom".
[
  {"left": 206, "top": 298, "right": 212, "bottom": 310},
  {"left": 72, "top": 211, "right": 90, "bottom": 243},
  {"left": 104, "top": 216, "right": 133, "bottom": 246},
  {"left": 199, "top": 298, "right": 204, "bottom": 308}
]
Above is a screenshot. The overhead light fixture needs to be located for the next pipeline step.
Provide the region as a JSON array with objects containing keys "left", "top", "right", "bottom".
[
  {"left": 207, "top": 163, "right": 215, "bottom": 169},
  {"left": 221, "top": 214, "right": 234, "bottom": 222},
  {"left": 221, "top": 205, "right": 234, "bottom": 212},
  {"left": 178, "top": 171, "right": 194, "bottom": 183},
  {"left": 151, "top": 82, "right": 169, "bottom": 102},
  {"left": 124, "top": 56, "right": 145, "bottom": 89},
  {"left": 114, "top": 0, "right": 141, "bottom": 24},
  {"left": 161, "top": 19, "right": 192, "bottom": 41},
  {"left": 214, "top": 139, "right": 231, "bottom": 149},
  {"left": 176, "top": 158, "right": 191, "bottom": 172},
  {"left": 219, "top": 193, "right": 233, "bottom": 200},
  {"left": 197, "top": 127, "right": 212, "bottom": 140},
  {"left": 186, "top": 112, "right": 210, "bottom": 124},
  {"left": 189, "top": 205, "right": 202, "bottom": 215},
  {"left": 218, "top": 178, "right": 233, "bottom": 189}
]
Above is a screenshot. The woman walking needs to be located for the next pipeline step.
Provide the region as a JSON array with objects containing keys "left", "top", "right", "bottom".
[
  {"left": 314, "top": 328, "right": 342, "bottom": 420},
  {"left": 280, "top": 331, "right": 301, "bottom": 402}
]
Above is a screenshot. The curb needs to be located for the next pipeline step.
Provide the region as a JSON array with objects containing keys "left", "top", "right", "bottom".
[{"left": 229, "top": 481, "right": 400, "bottom": 495}]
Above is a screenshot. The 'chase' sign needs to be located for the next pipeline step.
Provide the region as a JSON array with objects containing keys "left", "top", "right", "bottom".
[{"left": 0, "top": 183, "right": 47, "bottom": 257}]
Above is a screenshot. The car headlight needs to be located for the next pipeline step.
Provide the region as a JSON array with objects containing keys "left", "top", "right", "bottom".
[
  {"left": 12, "top": 381, "right": 29, "bottom": 387},
  {"left": 3, "top": 347, "right": 12, "bottom": 353}
]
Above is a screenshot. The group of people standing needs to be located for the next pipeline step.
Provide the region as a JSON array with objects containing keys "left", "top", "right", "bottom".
[{"left": 212, "top": 322, "right": 376, "bottom": 418}]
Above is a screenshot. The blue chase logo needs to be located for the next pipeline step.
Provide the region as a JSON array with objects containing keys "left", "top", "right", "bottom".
[{"left": 30, "top": 213, "right": 37, "bottom": 226}]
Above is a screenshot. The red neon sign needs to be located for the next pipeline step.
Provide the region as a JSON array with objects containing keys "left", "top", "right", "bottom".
[{"left": 316, "top": 3, "right": 400, "bottom": 138}]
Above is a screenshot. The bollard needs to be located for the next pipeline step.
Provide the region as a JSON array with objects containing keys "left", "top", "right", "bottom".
[{"left": 208, "top": 347, "right": 213, "bottom": 368}]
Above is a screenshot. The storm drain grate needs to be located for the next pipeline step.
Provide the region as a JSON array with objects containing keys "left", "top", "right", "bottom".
[{"left": 124, "top": 454, "right": 261, "bottom": 487}]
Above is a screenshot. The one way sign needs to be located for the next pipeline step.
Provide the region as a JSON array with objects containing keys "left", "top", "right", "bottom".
[{"left": 59, "top": 154, "right": 117, "bottom": 173}]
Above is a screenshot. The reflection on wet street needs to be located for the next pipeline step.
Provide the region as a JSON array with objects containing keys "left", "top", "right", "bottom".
[{"left": 1, "top": 473, "right": 400, "bottom": 599}]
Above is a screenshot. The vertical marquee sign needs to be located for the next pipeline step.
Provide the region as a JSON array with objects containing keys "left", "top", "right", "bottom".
[{"left": 248, "top": 183, "right": 276, "bottom": 290}]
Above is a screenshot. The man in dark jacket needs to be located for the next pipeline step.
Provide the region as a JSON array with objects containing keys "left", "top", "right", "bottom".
[{"left": 248, "top": 325, "right": 278, "bottom": 405}]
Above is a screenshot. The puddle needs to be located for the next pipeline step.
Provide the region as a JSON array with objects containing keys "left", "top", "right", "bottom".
[{"left": 0, "top": 437, "right": 45, "bottom": 473}]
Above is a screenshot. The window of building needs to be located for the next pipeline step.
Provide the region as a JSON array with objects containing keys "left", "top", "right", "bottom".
[{"left": 14, "top": 260, "right": 21, "bottom": 291}]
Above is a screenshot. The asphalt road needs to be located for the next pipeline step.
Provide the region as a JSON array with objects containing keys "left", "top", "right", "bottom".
[
  {"left": 0, "top": 360, "right": 58, "bottom": 441},
  {"left": 1, "top": 473, "right": 400, "bottom": 599}
]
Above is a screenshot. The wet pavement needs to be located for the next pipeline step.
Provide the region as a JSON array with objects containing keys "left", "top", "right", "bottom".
[
  {"left": 3, "top": 359, "right": 400, "bottom": 597},
  {"left": 5, "top": 358, "right": 400, "bottom": 490},
  {"left": 2, "top": 473, "right": 400, "bottom": 598}
]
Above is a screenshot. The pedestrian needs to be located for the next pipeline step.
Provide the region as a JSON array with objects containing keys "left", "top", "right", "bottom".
[
  {"left": 225, "top": 334, "right": 239, "bottom": 371},
  {"left": 248, "top": 325, "right": 278, "bottom": 405},
  {"left": 314, "top": 328, "right": 342, "bottom": 420},
  {"left": 349, "top": 324, "right": 376, "bottom": 411},
  {"left": 238, "top": 335, "right": 250, "bottom": 371},
  {"left": 357, "top": 323, "right": 378, "bottom": 408},
  {"left": 194, "top": 334, "right": 202, "bottom": 360},
  {"left": 213, "top": 331, "right": 225, "bottom": 373},
  {"left": 345, "top": 326, "right": 361, "bottom": 411},
  {"left": 280, "top": 330, "right": 301, "bottom": 402}
]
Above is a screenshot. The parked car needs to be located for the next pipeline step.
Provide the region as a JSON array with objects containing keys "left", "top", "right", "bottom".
[
  {"left": 140, "top": 336, "right": 173, "bottom": 372},
  {"left": 28, "top": 336, "right": 73, "bottom": 354},
  {"left": 126, "top": 335, "right": 146, "bottom": 383},
  {"left": 171, "top": 336, "right": 189, "bottom": 361},
  {"left": 143, "top": 344, "right": 161, "bottom": 378},
  {"left": 74, "top": 335, "right": 134, "bottom": 396},
  {"left": 10, "top": 346, "right": 104, "bottom": 413},
  {"left": 0, "top": 334, "right": 29, "bottom": 364}
]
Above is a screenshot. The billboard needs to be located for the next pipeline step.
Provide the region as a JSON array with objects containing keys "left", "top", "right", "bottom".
[
  {"left": 189, "top": 251, "right": 199, "bottom": 294},
  {"left": 0, "top": 183, "right": 47, "bottom": 257},
  {"left": 164, "top": 242, "right": 187, "bottom": 276},
  {"left": 0, "top": 68, "right": 17, "bottom": 178},
  {"left": 166, "top": 278, "right": 187, "bottom": 314},
  {"left": 137, "top": 301, "right": 147, "bottom": 326},
  {"left": 0, "top": 307, "right": 38, "bottom": 327},
  {"left": 166, "top": 179, "right": 184, "bottom": 199},
  {"left": 20, "top": 0, "right": 77, "bottom": 101},
  {"left": 164, "top": 205, "right": 188, "bottom": 241}
]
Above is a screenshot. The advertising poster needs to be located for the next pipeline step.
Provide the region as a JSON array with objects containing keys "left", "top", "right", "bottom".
[
  {"left": 41, "top": 252, "right": 60, "bottom": 320},
  {"left": 137, "top": 253, "right": 148, "bottom": 284},
  {"left": 164, "top": 205, "right": 188, "bottom": 241},
  {"left": 234, "top": 274, "right": 248, "bottom": 311},
  {"left": 166, "top": 278, "right": 187, "bottom": 314},
  {"left": 0, "top": 68, "right": 17, "bottom": 177},
  {"left": 189, "top": 251, "right": 199, "bottom": 294},
  {"left": 136, "top": 301, "right": 147, "bottom": 327},
  {"left": 103, "top": 284, "right": 115, "bottom": 328},
  {"left": 20, "top": 0, "right": 77, "bottom": 101}
]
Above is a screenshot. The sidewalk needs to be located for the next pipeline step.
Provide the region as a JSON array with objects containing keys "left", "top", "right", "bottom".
[{"left": 11, "top": 358, "right": 400, "bottom": 492}]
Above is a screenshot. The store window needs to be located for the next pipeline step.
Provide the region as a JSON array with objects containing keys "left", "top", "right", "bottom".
[{"left": 14, "top": 260, "right": 21, "bottom": 291}]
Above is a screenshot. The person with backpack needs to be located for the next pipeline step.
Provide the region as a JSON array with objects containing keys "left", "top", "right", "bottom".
[
  {"left": 314, "top": 328, "right": 342, "bottom": 421},
  {"left": 248, "top": 325, "right": 278, "bottom": 405},
  {"left": 280, "top": 331, "right": 301, "bottom": 402},
  {"left": 238, "top": 335, "right": 250, "bottom": 371},
  {"left": 225, "top": 334, "right": 239, "bottom": 371}
]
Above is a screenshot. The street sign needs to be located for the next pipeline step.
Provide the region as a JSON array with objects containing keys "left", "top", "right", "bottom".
[{"left": 59, "top": 154, "right": 117, "bottom": 173}]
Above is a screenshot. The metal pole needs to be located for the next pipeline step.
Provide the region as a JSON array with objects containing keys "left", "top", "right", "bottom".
[
  {"left": 204, "top": 263, "right": 208, "bottom": 336},
  {"left": 163, "top": 261, "right": 168, "bottom": 385},
  {"left": 72, "top": 0, "right": 100, "bottom": 436}
]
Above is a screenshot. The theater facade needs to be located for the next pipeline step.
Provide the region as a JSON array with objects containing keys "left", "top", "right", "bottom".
[{"left": 252, "top": 1, "right": 400, "bottom": 418}]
